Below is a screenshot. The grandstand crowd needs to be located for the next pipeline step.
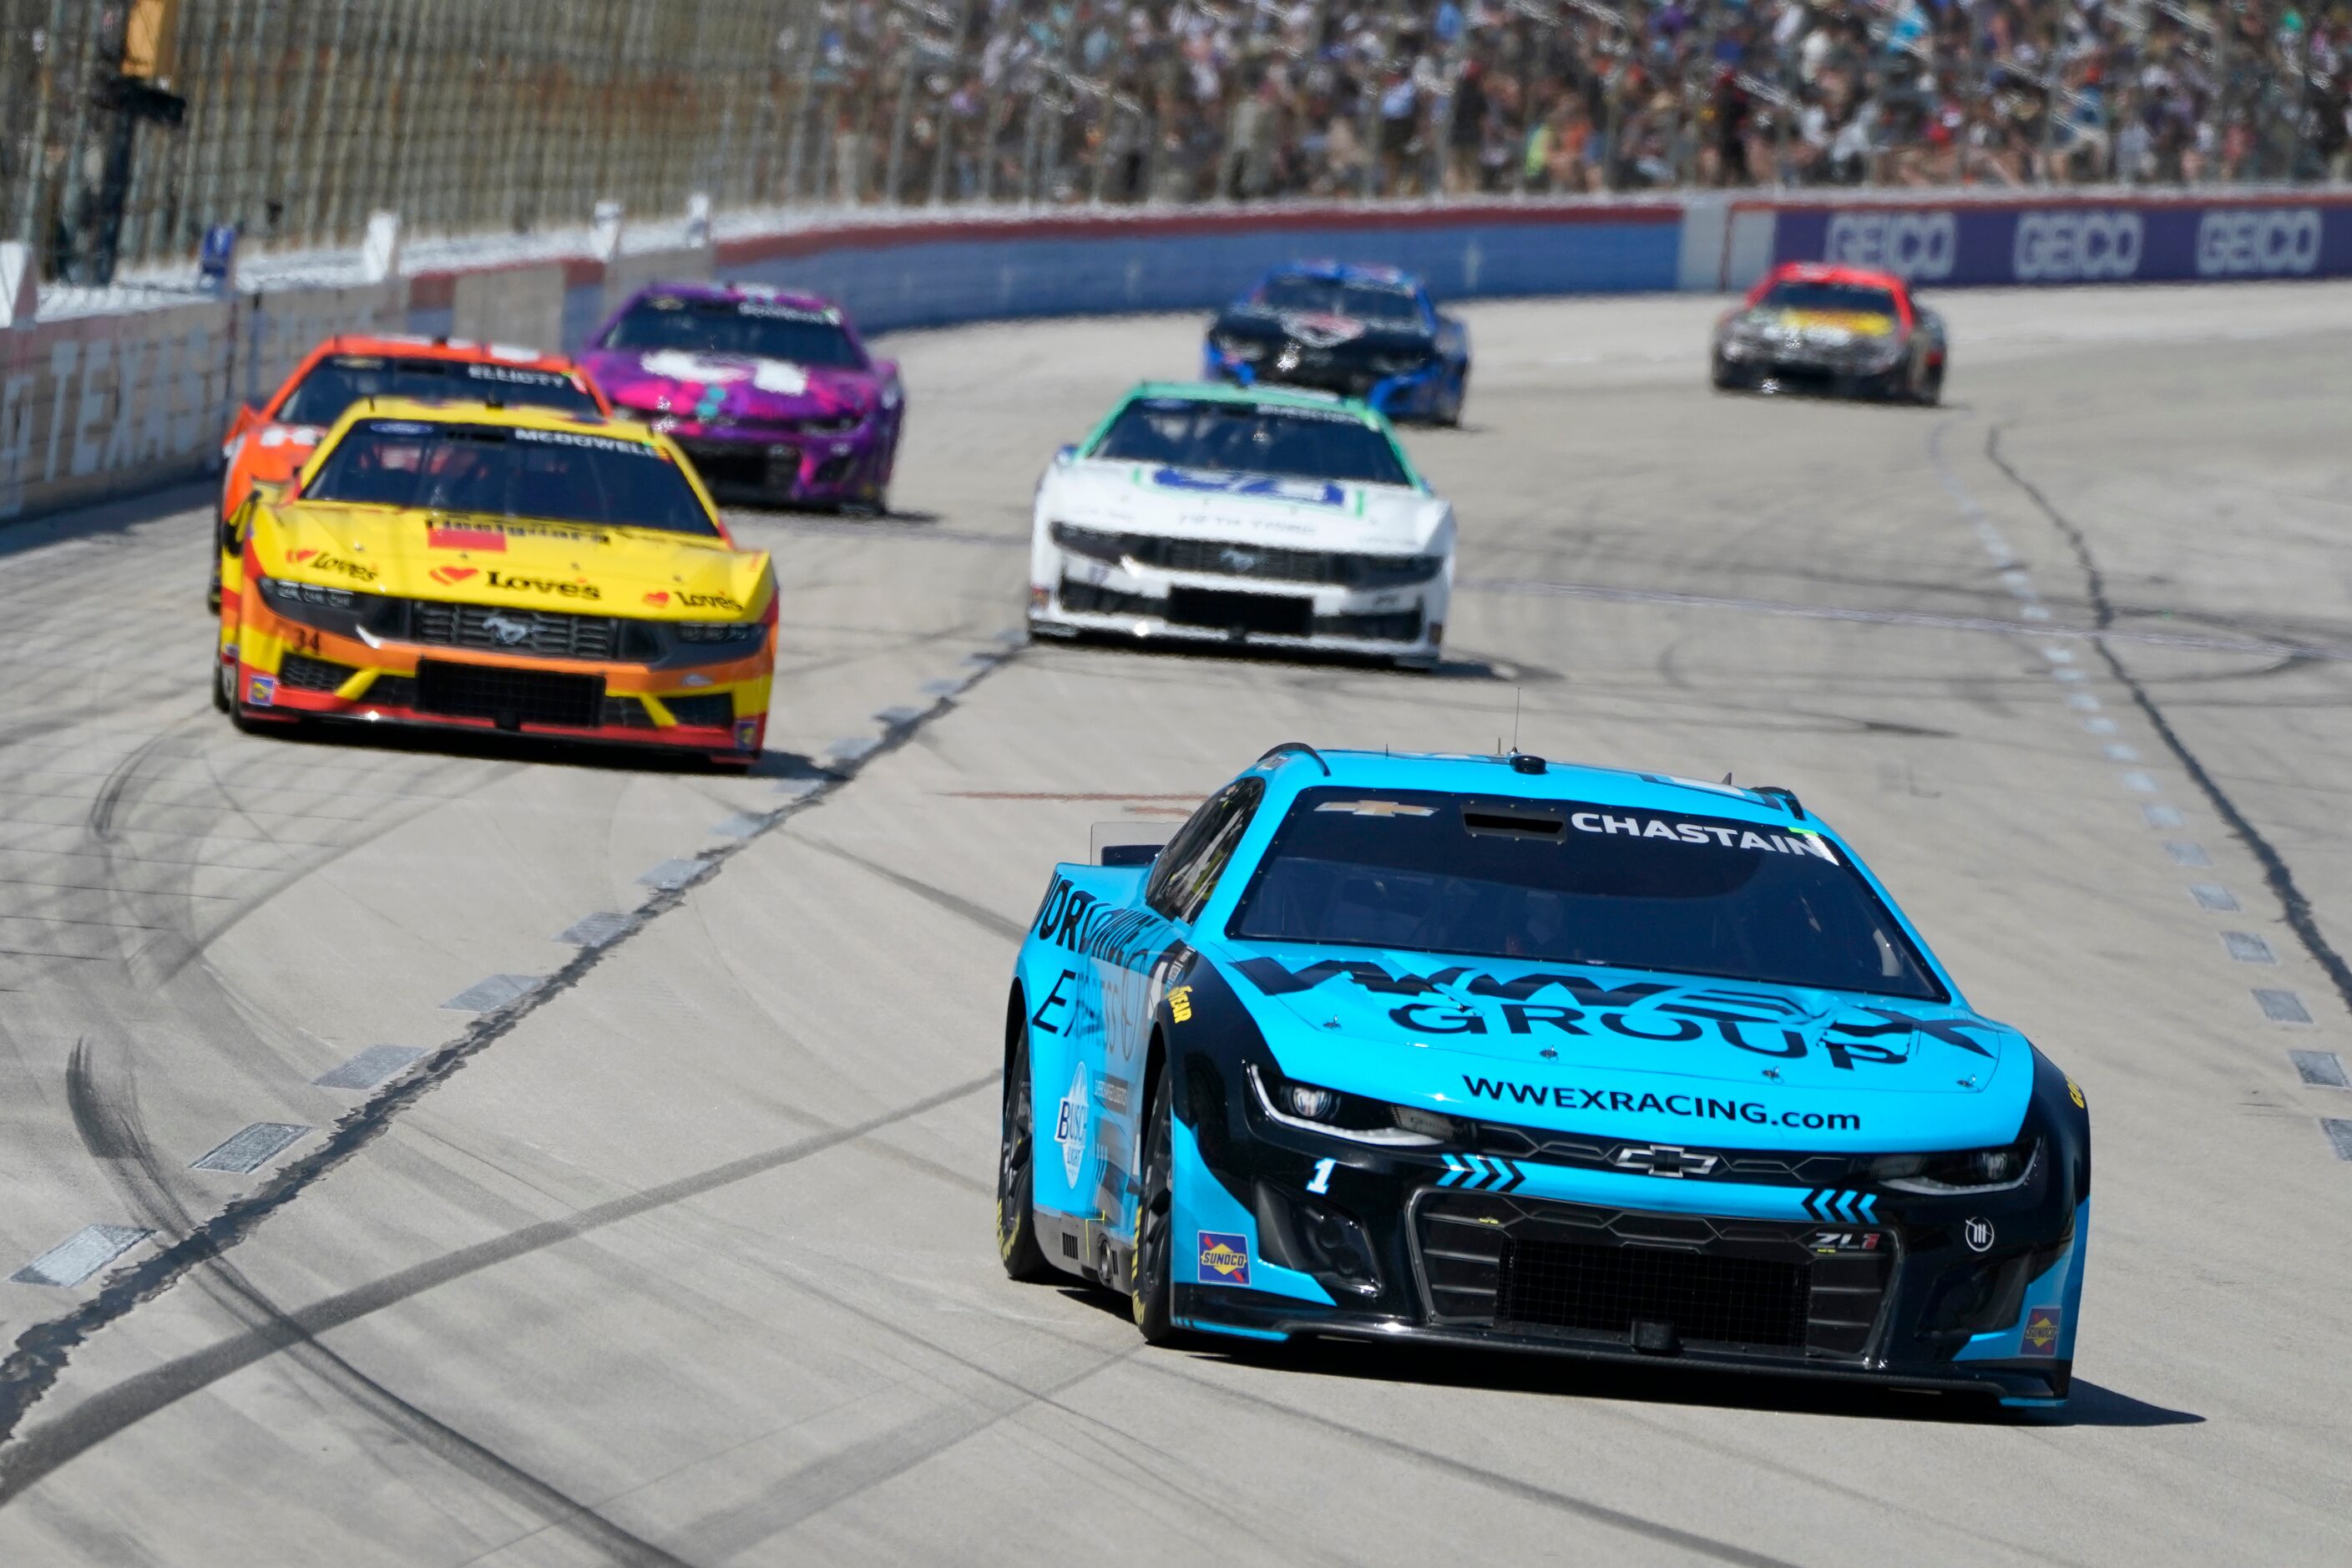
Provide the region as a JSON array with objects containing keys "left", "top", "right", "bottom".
[{"left": 808, "top": 1, "right": 2351, "bottom": 204}]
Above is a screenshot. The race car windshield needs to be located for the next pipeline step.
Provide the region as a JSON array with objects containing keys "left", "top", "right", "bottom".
[
  {"left": 599, "top": 299, "right": 866, "bottom": 368},
  {"left": 304, "top": 420, "right": 721, "bottom": 537},
  {"left": 1756, "top": 281, "right": 1900, "bottom": 316},
  {"left": 1253, "top": 276, "right": 1423, "bottom": 326},
  {"left": 1091, "top": 399, "right": 1412, "bottom": 488},
  {"left": 277, "top": 357, "right": 600, "bottom": 426},
  {"left": 1229, "top": 788, "right": 1945, "bottom": 1000}
]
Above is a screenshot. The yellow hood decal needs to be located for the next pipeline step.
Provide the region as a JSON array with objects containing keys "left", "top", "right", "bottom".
[
  {"left": 254, "top": 503, "right": 773, "bottom": 620},
  {"left": 1766, "top": 309, "right": 1897, "bottom": 337}
]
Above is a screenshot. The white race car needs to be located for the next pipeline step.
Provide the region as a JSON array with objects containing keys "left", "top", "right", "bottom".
[{"left": 1028, "top": 382, "right": 1454, "bottom": 670}]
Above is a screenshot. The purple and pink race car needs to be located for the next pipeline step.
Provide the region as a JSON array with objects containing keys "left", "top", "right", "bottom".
[{"left": 579, "top": 282, "right": 905, "bottom": 511}]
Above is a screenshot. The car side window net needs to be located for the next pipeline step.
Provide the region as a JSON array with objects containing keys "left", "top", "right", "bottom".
[
  {"left": 1228, "top": 787, "right": 1943, "bottom": 1000},
  {"left": 1146, "top": 779, "right": 1264, "bottom": 923}
]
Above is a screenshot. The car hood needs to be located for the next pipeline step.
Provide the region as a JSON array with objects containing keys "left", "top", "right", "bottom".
[
  {"left": 1201, "top": 939, "right": 2031, "bottom": 1151},
  {"left": 579, "top": 347, "right": 886, "bottom": 424},
  {"left": 1213, "top": 305, "right": 1434, "bottom": 352},
  {"left": 1044, "top": 458, "right": 1446, "bottom": 554},
  {"left": 250, "top": 501, "right": 771, "bottom": 619},
  {"left": 1727, "top": 306, "right": 1904, "bottom": 345}
]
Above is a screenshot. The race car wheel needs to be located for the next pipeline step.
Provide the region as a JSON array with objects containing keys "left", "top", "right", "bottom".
[
  {"left": 212, "top": 652, "right": 234, "bottom": 714},
  {"left": 1917, "top": 356, "right": 1945, "bottom": 407},
  {"left": 1435, "top": 367, "right": 1466, "bottom": 427},
  {"left": 1130, "top": 1060, "right": 1181, "bottom": 1343},
  {"left": 997, "top": 1017, "right": 1057, "bottom": 1282}
]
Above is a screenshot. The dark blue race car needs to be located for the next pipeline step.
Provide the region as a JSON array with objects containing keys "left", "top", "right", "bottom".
[
  {"left": 997, "top": 745, "right": 2091, "bottom": 1408},
  {"left": 1202, "top": 263, "right": 1470, "bottom": 426}
]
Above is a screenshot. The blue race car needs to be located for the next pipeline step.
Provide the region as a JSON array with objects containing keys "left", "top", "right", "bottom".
[
  {"left": 1202, "top": 263, "right": 1470, "bottom": 425},
  {"left": 998, "top": 745, "right": 2090, "bottom": 1408}
]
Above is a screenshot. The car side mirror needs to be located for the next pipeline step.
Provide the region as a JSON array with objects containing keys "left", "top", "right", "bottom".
[{"left": 1099, "top": 843, "right": 1161, "bottom": 868}]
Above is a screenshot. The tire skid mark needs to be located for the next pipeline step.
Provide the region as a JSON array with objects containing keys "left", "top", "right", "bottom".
[
  {"left": 1986, "top": 427, "right": 2352, "bottom": 1020},
  {"left": 0, "top": 646, "right": 1021, "bottom": 1495},
  {"left": 61, "top": 1034, "right": 685, "bottom": 1565}
]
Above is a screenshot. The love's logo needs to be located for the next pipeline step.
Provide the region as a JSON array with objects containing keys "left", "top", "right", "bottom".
[
  {"left": 430, "top": 565, "right": 478, "bottom": 586},
  {"left": 643, "top": 591, "right": 670, "bottom": 606}
]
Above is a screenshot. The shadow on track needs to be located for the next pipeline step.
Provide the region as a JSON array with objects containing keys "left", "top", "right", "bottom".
[{"left": 1054, "top": 1287, "right": 2198, "bottom": 1429}]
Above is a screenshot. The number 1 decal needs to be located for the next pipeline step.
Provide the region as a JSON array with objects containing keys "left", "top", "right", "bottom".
[{"left": 1307, "top": 1157, "right": 1335, "bottom": 1195}]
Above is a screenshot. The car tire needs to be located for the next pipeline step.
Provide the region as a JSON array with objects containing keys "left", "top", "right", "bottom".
[
  {"left": 1130, "top": 1061, "right": 1182, "bottom": 1343},
  {"left": 1436, "top": 367, "right": 1466, "bottom": 427},
  {"left": 1709, "top": 355, "right": 1739, "bottom": 392},
  {"left": 997, "top": 1016, "right": 1059, "bottom": 1283},
  {"left": 1917, "top": 357, "right": 1945, "bottom": 407},
  {"left": 212, "top": 652, "right": 234, "bottom": 714}
]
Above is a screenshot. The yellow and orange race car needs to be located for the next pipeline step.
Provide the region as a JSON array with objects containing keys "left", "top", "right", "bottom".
[
  {"left": 210, "top": 335, "right": 610, "bottom": 609},
  {"left": 215, "top": 399, "right": 775, "bottom": 766}
]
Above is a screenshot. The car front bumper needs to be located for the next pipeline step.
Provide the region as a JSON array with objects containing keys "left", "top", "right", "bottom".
[
  {"left": 1029, "top": 553, "right": 1447, "bottom": 664},
  {"left": 665, "top": 422, "right": 897, "bottom": 507},
  {"left": 1158, "top": 1088, "right": 2087, "bottom": 1407},
  {"left": 225, "top": 603, "right": 771, "bottom": 756},
  {"left": 1716, "top": 341, "right": 1908, "bottom": 397}
]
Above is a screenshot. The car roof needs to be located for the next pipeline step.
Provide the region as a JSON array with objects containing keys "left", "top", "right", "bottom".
[
  {"left": 1763, "top": 261, "right": 1909, "bottom": 294},
  {"left": 1118, "top": 378, "right": 1382, "bottom": 422},
  {"left": 316, "top": 397, "right": 646, "bottom": 441},
  {"left": 1243, "top": 746, "right": 1813, "bottom": 830},
  {"left": 623, "top": 279, "right": 840, "bottom": 314},
  {"left": 1257, "top": 260, "right": 1422, "bottom": 291},
  {"left": 308, "top": 333, "right": 584, "bottom": 371}
]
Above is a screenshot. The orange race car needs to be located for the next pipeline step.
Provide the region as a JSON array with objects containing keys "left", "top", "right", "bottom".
[
  {"left": 211, "top": 335, "right": 610, "bottom": 609},
  {"left": 215, "top": 399, "right": 774, "bottom": 766}
]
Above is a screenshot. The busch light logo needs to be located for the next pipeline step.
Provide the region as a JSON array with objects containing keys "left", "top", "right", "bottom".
[
  {"left": 2195, "top": 208, "right": 2321, "bottom": 277},
  {"left": 1823, "top": 210, "right": 1955, "bottom": 281},
  {"left": 2014, "top": 210, "right": 2142, "bottom": 282}
]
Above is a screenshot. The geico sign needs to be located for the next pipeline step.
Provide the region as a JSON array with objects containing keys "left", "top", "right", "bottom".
[
  {"left": 2014, "top": 210, "right": 2142, "bottom": 281},
  {"left": 1823, "top": 210, "right": 1955, "bottom": 280},
  {"left": 2196, "top": 208, "right": 2321, "bottom": 276}
]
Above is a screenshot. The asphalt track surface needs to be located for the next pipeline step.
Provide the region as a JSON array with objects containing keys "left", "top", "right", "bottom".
[{"left": 0, "top": 281, "right": 2348, "bottom": 1565}]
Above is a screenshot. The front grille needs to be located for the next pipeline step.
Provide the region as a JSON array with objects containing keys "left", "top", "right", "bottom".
[
  {"left": 410, "top": 600, "right": 626, "bottom": 661},
  {"left": 602, "top": 695, "right": 657, "bottom": 729},
  {"left": 660, "top": 692, "right": 734, "bottom": 726},
  {"left": 679, "top": 441, "right": 779, "bottom": 491},
  {"left": 362, "top": 674, "right": 417, "bottom": 709},
  {"left": 414, "top": 660, "right": 604, "bottom": 730},
  {"left": 1166, "top": 586, "right": 1313, "bottom": 637},
  {"left": 1499, "top": 1238, "right": 1811, "bottom": 1348},
  {"left": 1058, "top": 528, "right": 1437, "bottom": 589},
  {"left": 1414, "top": 1191, "right": 1893, "bottom": 1360},
  {"left": 1314, "top": 606, "right": 1423, "bottom": 642},
  {"left": 278, "top": 654, "right": 356, "bottom": 692}
]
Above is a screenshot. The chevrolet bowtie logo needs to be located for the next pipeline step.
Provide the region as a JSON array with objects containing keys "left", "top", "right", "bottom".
[{"left": 1606, "top": 1143, "right": 1718, "bottom": 1178}]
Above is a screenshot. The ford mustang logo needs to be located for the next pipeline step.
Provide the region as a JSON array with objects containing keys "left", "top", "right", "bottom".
[
  {"left": 1218, "top": 546, "right": 1260, "bottom": 573},
  {"left": 482, "top": 612, "right": 535, "bottom": 647}
]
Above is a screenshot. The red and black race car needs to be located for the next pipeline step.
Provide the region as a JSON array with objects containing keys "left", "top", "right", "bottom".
[{"left": 1711, "top": 262, "right": 1947, "bottom": 404}]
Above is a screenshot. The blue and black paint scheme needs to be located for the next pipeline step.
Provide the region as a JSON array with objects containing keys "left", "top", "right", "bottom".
[
  {"left": 1000, "top": 746, "right": 2092, "bottom": 1407},
  {"left": 1201, "top": 262, "right": 1470, "bottom": 424}
]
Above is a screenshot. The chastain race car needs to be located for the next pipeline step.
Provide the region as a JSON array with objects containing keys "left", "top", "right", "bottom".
[
  {"left": 1203, "top": 261, "right": 1469, "bottom": 425},
  {"left": 999, "top": 746, "right": 2090, "bottom": 1408},
  {"left": 1711, "top": 261, "right": 1947, "bottom": 404},
  {"left": 210, "top": 334, "right": 609, "bottom": 609},
  {"left": 579, "top": 281, "right": 905, "bottom": 511},
  {"left": 1028, "top": 382, "right": 1454, "bottom": 670},
  {"left": 215, "top": 399, "right": 775, "bottom": 765}
]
